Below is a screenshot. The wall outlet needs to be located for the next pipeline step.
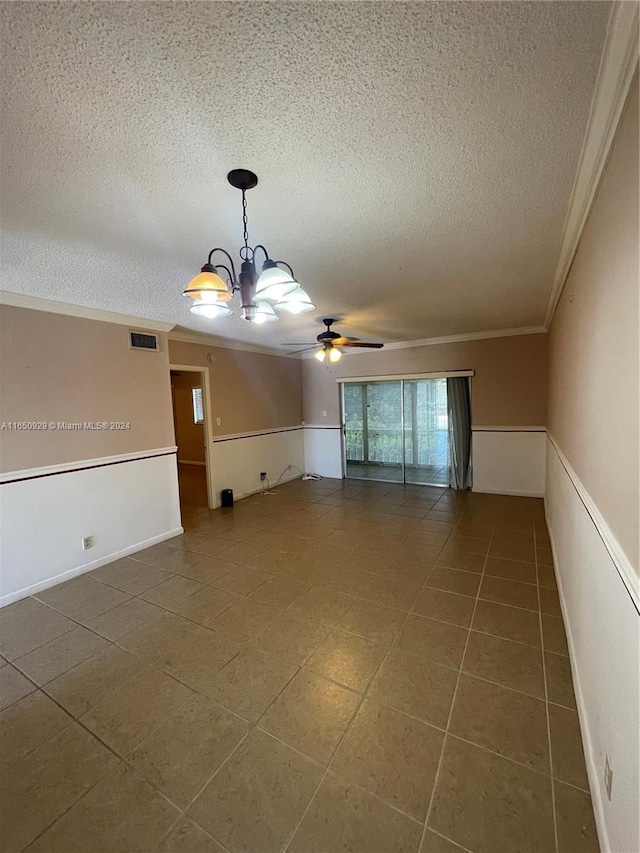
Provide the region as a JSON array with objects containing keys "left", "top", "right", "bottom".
[
  {"left": 260, "top": 472, "right": 267, "bottom": 481},
  {"left": 82, "top": 536, "right": 94, "bottom": 550},
  {"left": 604, "top": 754, "right": 613, "bottom": 800},
  {"left": 322, "top": 410, "right": 327, "bottom": 417},
  {"left": 216, "top": 418, "right": 221, "bottom": 426}
]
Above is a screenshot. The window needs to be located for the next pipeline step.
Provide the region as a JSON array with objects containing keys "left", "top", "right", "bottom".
[{"left": 192, "top": 388, "right": 204, "bottom": 424}]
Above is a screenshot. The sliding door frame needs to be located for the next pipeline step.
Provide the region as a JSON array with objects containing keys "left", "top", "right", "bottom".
[
  {"left": 362, "top": 384, "right": 370, "bottom": 465},
  {"left": 340, "top": 370, "right": 474, "bottom": 485},
  {"left": 407, "top": 380, "right": 419, "bottom": 469}
]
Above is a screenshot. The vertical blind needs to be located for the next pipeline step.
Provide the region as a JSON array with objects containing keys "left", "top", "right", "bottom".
[{"left": 192, "top": 388, "right": 204, "bottom": 424}]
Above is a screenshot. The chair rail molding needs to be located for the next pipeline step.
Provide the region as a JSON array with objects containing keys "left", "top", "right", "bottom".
[{"left": 546, "top": 433, "right": 639, "bottom": 614}]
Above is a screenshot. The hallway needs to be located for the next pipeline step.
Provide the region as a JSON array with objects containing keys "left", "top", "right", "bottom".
[{"left": 177, "top": 463, "right": 208, "bottom": 509}]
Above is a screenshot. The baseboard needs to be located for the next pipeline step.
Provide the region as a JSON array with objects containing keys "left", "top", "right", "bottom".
[
  {"left": 0, "top": 526, "right": 184, "bottom": 608},
  {"left": 544, "top": 508, "right": 610, "bottom": 853},
  {"left": 544, "top": 504, "right": 612, "bottom": 853},
  {"left": 472, "top": 487, "right": 545, "bottom": 498},
  {"left": 209, "top": 472, "right": 303, "bottom": 508},
  {"left": 177, "top": 460, "right": 206, "bottom": 467}
]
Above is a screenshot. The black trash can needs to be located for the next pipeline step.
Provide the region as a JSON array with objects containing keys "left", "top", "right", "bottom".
[{"left": 221, "top": 488, "right": 234, "bottom": 508}]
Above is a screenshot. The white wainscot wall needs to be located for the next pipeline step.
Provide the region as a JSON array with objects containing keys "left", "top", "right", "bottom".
[
  {"left": 472, "top": 428, "right": 546, "bottom": 497},
  {"left": 210, "top": 427, "right": 305, "bottom": 506},
  {"left": 0, "top": 451, "right": 182, "bottom": 606},
  {"left": 303, "top": 426, "right": 343, "bottom": 480},
  {"left": 545, "top": 437, "right": 639, "bottom": 853}
]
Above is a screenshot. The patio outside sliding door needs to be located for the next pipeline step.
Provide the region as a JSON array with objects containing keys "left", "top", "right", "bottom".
[
  {"left": 343, "top": 378, "right": 450, "bottom": 486},
  {"left": 344, "top": 381, "right": 404, "bottom": 482},
  {"left": 403, "top": 379, "right": 449, "bottom": 485}
]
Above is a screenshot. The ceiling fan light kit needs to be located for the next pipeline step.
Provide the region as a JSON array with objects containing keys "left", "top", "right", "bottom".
[
  {"left": 183, "top": 169, "right": 315, "bottom": 324},
  {"left": 315, "top": 345, "right": 342, "bottom": 363}
]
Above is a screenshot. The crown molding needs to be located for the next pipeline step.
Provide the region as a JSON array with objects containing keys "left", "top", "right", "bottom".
[
  {"left": 0, "top": 290, "right": 175, "bottom": 332},
  {"left": 545, "top": 1, "right": 639, "bottom": 328},
  {"left": 380, "top": 325, "right": 547, "bottom": 350},
  {"left": 3, "top": 290, "right": 542, "bottom": 355},
  {"left": 0, "top": 298, "right": 546, "bottom": 356},
  {"left": 168, "top": 329, "right": 289, "bottom": 357},
  {"left": 298, "top": 324, "right": 547, "bottom": 358}
]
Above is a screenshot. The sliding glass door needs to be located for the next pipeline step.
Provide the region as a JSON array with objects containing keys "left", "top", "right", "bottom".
[
  {"left": 403, "top": 379, "right": 449, "bottom": 485},
  {"left": 344, "top": 379, "right": 450, "bottom": 486},
  {"left": 344, "top": 381, "right": 404, "bottom": 482}
]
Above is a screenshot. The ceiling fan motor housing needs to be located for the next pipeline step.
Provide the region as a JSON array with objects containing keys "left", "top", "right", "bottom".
[
  {"left": 317, "top": 318, "right": 340, "bottom": 343},
  {"left": 279, "top": 318, "right": 383, "bottom": 353},
  {"left": 317, "top": 330, "right": 340, "bottom": 343}
]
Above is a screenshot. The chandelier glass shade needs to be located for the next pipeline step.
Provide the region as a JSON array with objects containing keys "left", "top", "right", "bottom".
[
  {"left": 189, "top": 301, "right": 233, "bottom": 319},
  {"left": 275, "top": 286, "right": 315, "bottom": 314},
  {"left": 183, "top": 170, "right": 315, "bottom": 324},
  {"left": 241, "top": 301, "right": 278, "bottom": 324},
  {"left": 255, "top": 265, "right": 298, "bottom": 301},
  {"left": 183, "top": 266, "right": 233, "bottom": 303}
]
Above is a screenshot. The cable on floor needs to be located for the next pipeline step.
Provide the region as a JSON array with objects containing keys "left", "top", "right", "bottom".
[{"left": 257, "top": 465, "right": 323, "bottom": 496}]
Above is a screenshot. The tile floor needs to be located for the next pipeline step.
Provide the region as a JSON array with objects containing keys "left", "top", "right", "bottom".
[
  {"left": 0, "top": 479, "right": 599, "bottom": 853},
  {"left": 346, "top": 463, "right": 450, "bottom": 486}
]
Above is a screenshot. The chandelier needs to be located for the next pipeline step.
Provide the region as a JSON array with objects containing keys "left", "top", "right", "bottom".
[{"left": 183, "top": 169, "right": 315, "bottom": 324}]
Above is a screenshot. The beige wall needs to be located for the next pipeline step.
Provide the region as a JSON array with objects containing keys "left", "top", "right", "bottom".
[
  {"left": 0, "top": 306, "right": 175, "bottom": 472},
  {"left": 548, "top": 76, "right": 639, "bottom": 573},
  {"left": 170, "top": 371, "right": 205, "bottom": 463},
  {"left": 168, "top": 339, "right": 303, "bottom": 436},
  {"left": 302, "top": 332, "right": 548, "bottom": 427}
]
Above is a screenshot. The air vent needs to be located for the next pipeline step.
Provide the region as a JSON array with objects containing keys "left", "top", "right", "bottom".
[{"left": 129, "top": 331, "right": 159, "bottom": 351}]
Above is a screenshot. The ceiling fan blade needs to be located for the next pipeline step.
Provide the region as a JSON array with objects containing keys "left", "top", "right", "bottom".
[
  {"left": 332, "top": 336, "right": 359, "bottom": 345},
  {"left": 285, "top": 347, "right": 318, "bottom": 355},
  {"left": 341, "top": 342, "right": 384, "bottom": 348}
]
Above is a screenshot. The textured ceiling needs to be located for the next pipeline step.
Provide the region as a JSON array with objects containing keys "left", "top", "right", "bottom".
[{"left": 1, "top": 1, "right": 611, "bottom": 347}]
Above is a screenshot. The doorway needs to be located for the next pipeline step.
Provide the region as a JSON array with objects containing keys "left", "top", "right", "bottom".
[
  {"left": 169, "top": 366, "right": 214, "bottom": 509},
  {"left": 343, "top": 378, "right": 450, "bottom": 486}
]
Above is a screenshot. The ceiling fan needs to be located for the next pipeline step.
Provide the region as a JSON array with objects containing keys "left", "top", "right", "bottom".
[{"left": 282, "top": 318, "right": 384, "bottom": 363}]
